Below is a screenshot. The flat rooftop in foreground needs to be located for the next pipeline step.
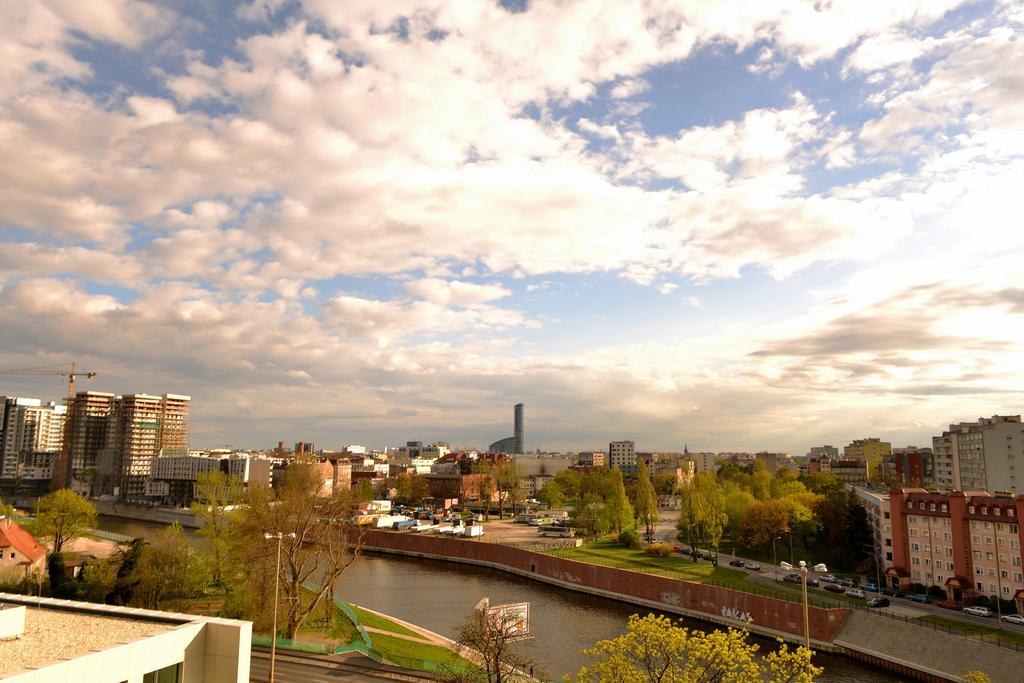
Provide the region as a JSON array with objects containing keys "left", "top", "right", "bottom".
[{"left": 0, "top": 605, "right": 175, "bottom": 677}]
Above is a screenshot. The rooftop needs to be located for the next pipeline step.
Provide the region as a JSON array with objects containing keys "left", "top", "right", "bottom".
[{"left": 0, "top": 604, "right": 176, "bottom": 677}]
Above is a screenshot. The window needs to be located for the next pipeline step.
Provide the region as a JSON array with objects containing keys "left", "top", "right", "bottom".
[
  {"left": 884, "top": 511, "right": 891, "bottom": 519},
  {"left": 912, "top": 543, "right": 920, "bottom": 551},
  {"left": 995, "top": 509, "right": 1002, "bottom": 517},
  {"left": 886, "top": 552, "right": 893, "bottom": 561},
  {"left": 1002, "top": 570, "right": 1009, "bottom": 579},
  {"left": 913, "top": 570, "right": 921, "bottom": 579},
  {"left": 913, "top": 557, "right": 921, "bottom": 565},
  {"left": 941, "top": 504, "right": 948, "bottom": 512},
  {"left": 976, "top": 567, "right": 984, "bottom": 575},
  {"left": 970, "top": 506, "right": 976, "bottom": 513},
  {"left": 948, "top": 562, "right": 955, "bottom": 571},
  {"left": 983, "top": 507, "right": 989, "bottom": 514},
  {"left": 143, "top": 664, "right": 180, "bottom": 683},
  {"left": 931, "top": 503, "right": 937, "bottom": 511},
  {"left": 1004, "top": 586, "right": 1011, "bottom": 595},
  {"left": 989, "top": 568, "right": 996, "bottom": 576},
  {"left": 977, "top": 582, "right": 984, "bottom": 590},
  {"left": 1015, "top": 573, "right": 1023, "bottom": 582}
]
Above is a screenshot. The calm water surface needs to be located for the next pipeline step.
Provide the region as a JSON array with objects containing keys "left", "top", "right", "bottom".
[{"left": 100, "top": 516, "right": 898, "bottom": 681}]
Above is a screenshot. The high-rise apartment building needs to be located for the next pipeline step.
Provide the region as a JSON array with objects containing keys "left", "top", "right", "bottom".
[
  {"left": 891, "top": 447, "right": 935, "bottom": 489},
  {"left": 608, "top": 441, "right": 636, "bottom": 473},
  {"left": 64, "top": 391, "right": 116, "bottom": 490},
  {"left": 0, "top": 397, "right": 66, "bottom": 479},
  {"left": 932, "top": 415, "right": 1024, "bottom": 493},
  {"left": 844, "top": 438, "right": 891, "bottom": 478}
]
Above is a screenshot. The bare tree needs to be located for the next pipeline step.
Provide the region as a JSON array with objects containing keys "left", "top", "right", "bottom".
[
  {"left": 451, "top": 604, "right": 540, "bottom": 683},
  {"left": 231, "top": 463, "right": 363, "bottom": 639}
]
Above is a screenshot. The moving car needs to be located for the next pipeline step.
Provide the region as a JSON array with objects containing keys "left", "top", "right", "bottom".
[
  {"left": 675, "top": 545, "right": 692, "bottom": 555},
  {"left": 1000, "top": 614, "right": 1024, "bottom": 625},
  {"left": 823, "top": 583, "right": 846, "bottom": 594},
  {"left": 845, "top": 588, "right": 866, "bottom": 599},
  {"left": 806, "top": 578, "right": 819, "bottom": 588},
  {"left": 783, "top": 573, "right": 803, "bottom": 584},
  {"left": 909, "top": 594, "right": 931, "bottom": 604},
  {"left": 837, "top": 578, "right": 857, "bottom": 588},
  {"left": 936, "top": 600, "right": 962, "bottom": 610},
  {"left": 862, "top": 583, "right": 879, "bottom": 592},
  {"left": 820, "top": 574, "right": 838, "bottom": 583},
  {"left": 744, "top": 562, "right": 761, "bottom": 571},
  {"left": 963, "top": 606, "right": 992, "bottom": 617},
  {"left": 729, "top": 559, "right": 746, "bottom": 567},
  {"left": 866, "top": 597, "right": 890, "bottom": 608}
]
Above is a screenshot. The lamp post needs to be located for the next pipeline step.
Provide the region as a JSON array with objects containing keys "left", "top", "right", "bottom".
[
  {"left": 781, "top": 560, "right": 827, "bottom": 650},
  {"left": 264, "top": 531, "right": 296, "bottom": 683}
]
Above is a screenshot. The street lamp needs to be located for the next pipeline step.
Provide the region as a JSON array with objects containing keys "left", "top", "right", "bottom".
[
  {"left": 780, "top": 560, "right": 827, "bottom": 650},
  {"left": 264, "top": 531, "right": 296, "bottom": 683}
]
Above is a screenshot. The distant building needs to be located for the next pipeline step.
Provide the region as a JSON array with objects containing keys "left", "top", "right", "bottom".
[
  {"left": 608, "top": 441, "right": 636, "bottom": 474},
  {"left": 691, "top": 452, "right": 719, "bottom": 474},
  {"left": 0, "top": 516, "right": 46, "bottom": 580},
  {"left": 754, "top": 452, "right": 785, "bottom": 473},
  {"left": 0, "top": 396, "right": 66, "bottom": 480},
  {"left": 806, "top": 445, "right": 839, "bottom": 461},
  {"left": 932, "top": 415, "right": 1024, "bottom": 493},
  {"left": 844, "top": 438, "right": 891, "bottom": 479},
  {"left": 575, "top": 452, "right": 605, "bottom": 467},
  {"left": 488, "top": 403, "right": 524, "bottom": 454},
  {"left": 891, "top": 447, "right": 935, "bottom": 489},
  {"left": 294, "top": 441, "right": 315, "bottom": 455},
  {"left": 146, "top": 453, "right": 271, "bottom": 506},
  {"left": 829, "top": 460, "right": 868, "bottom": 485},
  {"left": 512, "top": 453, "right": 571, "bottom": 477},
  {"left": 63, "top": 391, "right": 116, "bottom": 490}
]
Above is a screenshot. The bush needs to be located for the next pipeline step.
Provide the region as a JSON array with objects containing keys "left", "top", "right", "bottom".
[
  {"left": 926, "top": 585, "right": 946, "bottom": 599},
  {"left": 643, "top": 543, "right": 673, "bottom": 558},
  {"left": 618, "top": 529, "right": 640, "bottom": 549}
]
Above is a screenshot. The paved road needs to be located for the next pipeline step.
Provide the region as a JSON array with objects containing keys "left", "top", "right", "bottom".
[{"left": 250, "top": 650, "right": 435, "bottom": 682}]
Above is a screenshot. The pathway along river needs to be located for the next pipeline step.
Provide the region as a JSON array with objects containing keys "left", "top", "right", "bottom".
[{"left": 100, "top": 516, "right": 898, "bottom": 681}]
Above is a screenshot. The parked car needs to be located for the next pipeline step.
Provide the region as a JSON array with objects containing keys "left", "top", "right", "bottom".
[
  {"left": 963, "top": 606, "right": 993, "bottom": 617},
  {"left": 866, "top": 597, "right": 890, "bottom": 608},
  {"left": 823, "top": 583, "right": 846, "bottom": 594},
  {"left": 936, "top": 600, "right": 962, "bottom": 610},
  {"left": 729, "top": 559, "right": 746, "bottom": 567},
  {"left": 909, "top": 593, "right": 931, "bottom": 604},
  {"left": 862, "top": 583, "right": 879, "bottom": 592},
  {"left": 845, "top": 588, "right": 866, "bottom": 599},
  {"left": 1000, "top": 614, "right": 1024, "bottom": 625},
  {"left": 820, "top": 574, "right": 838, "bottom": 583},
  {"left": 880, "top": 588, "right": 905, "bottom": 598},
  {"left": 783, "top": 573, "right": 803, "bottom": 584},
  {"left": 806, "top": 578, "right": 819, "bottom": 588},
  {"left": 837, "top": 578, "right": 857, "bottom": 588},
  {"left": 744, "top": 562, "right": 761, "bottom": 571}
]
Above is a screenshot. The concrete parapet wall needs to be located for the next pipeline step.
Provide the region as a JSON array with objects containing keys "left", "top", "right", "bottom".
[
  {"left": 94, "top": 501, "right": 205, "bottom": 528},
  {"left": 354, "top": 529, "right": 849, "bottom": 645}
]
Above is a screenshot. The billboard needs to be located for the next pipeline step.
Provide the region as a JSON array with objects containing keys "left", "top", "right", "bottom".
[{"left": 486, "top": 602, "right": 530, "bottom": 638}]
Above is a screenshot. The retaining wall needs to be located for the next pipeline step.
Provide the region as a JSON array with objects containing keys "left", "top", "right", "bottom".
[{"left": 353, "top": 529, "right": 849, "bottom": 647}]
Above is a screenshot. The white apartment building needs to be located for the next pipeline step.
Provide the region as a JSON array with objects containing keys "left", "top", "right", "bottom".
[
  {"left": 854, "top": 487, "right": 895, "bottom": 575},
  {"left": 932, "top": 415, "right": 1024, "bottom": 493},
  {"left": 609, "top": 441, "right": 636, "bottom": 472},
  {"left": 0, "top": 397, "right": 66, "bottom": 480},
  {"left": 691, "top": 451, "right": 720, "bottom": 474}
]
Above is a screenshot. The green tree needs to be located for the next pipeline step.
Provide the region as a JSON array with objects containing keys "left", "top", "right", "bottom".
[
  {"left": 567, "top": 613, "right": 822, "bottom": 683},
  {"left": 393, "top": 472, "right": 413, "bottom": 501},
  {"left": 677, "top": 479, "right": 700, "bottom": 562},
  {"left": 601, "top": 470, "right": 634, "bottom": 535},
  {"left": 738, "top": 500, "right": 791, "bottom": 551},
  {"left": 191, "top": 470, "right": 244, "bottom": 586},
  {"left": 35, "top": 489, "right": 97, "bottom": 554},
  {"left": 356, "top": 479, "right": 374, "bottom": 503},
  {"left": 410, "top": 476, "right": 431, "bottom": 505},
  {"left": 963, "top": 672, "right": 991, "bottom": 683},
  {"left": 537, "top": 480, "right": 565, "bottom": 509},
  {"left": 0, "top": 497, "right": 15, "bottom": 518},
  {"left": 131, "top": 522, "right": 209, "bottom": 610},
  {"left": 633, "top": 461, "right": 658, "bottom": 541},
  {"left": 653, "top": 473, "right": 679, "bottom": 496},
  {"left": 477, "top": 472, "right": 496, "bottom": 519},
  {"left": 573, "top": 493, "right": 607, "bottom": 538},
  {"left": 694, "top": 473, "right": 728, "bottom": 564},
  {"left": 552, "top": 468, "right": 583, "bottom": 501}
]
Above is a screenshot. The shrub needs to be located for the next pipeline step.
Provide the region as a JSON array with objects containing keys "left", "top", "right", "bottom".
[
  {"left": 643, "top": 543, "right": 673, "bottom": 558},
  {"left": 618, "top": 529, "right": 640, "bottom": 549},
  {"left": 926, "top": 585, "right": 946, "bottom": 599}
]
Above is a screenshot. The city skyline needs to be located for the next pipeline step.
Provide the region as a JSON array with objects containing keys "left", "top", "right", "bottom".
[{"left": 1, "top": 1, "right": 1022, "bottom": 452}]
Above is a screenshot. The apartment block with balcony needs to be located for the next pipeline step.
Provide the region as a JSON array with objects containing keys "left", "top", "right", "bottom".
[
  {"left": 888, "top": 488, "right": 1024, "bottom": 606},
  {"left": 608, "top": 441, "right": 636, "bottom": 474},
  {"left": 932, "top": 415, "right": 1024, "bottom": 493},
  {"left": 0, "top": 396, "right": 66, "bottom": 480},
  {"left": 844, "top": 438, "right": 891, "bottom": 479}
]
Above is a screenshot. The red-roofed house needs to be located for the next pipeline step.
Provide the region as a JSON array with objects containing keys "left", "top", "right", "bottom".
[{"left": 0, "top": 516, "right": 47, "bottom": 579}]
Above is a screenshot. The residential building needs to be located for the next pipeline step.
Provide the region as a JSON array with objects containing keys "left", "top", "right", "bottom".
[
  {"left": 525, "top": 474, "right": 553, "bottom": 497},
  {"left": 146, "top": 453, "right": 272, "bottom": 506},
  {"left": 853, "top": 488, "right": 894, "bottom": 579},
  {"left": 96, "top": 394, "right": 191, "bottom": 500},
  {"left": 932, "top": 415, "right": 1024, "bottom": 493},
  {"left": 806, "top": 445, "right": 839, "bottom": 461},
  {"left": 0, "top": 592, "right": 250, "bottom": 682},
  {"left": 887, "top": 488, "right": 1024, "bottom": 603},
  {"left": 294, "top": 441, "right": 315, "bottom": 455},
  {"left": 608, "top": 441, "right": 636, "bottom": 473},
  {"left": 575, "top": 451, "right": 605, "bottom": 467},
  {"left": 754, "top": 452, "right": 785, "bottom": 473},
  {"left": 0, "top": 516, "right": 46, "bottom": 580},
  {"left": 891, "top": 447, "right": 935, "bottom": 489},
  {"left": 829, "top": 460, "right": 868, "bottom": 485},
  {"left": 844, "top": 438, "right": 891, "bottom": 479},
  {"left": 690, "top": 451, "right": 720, "bottom": 474},
  {"left": 311, "top": 457, "right": 352, "bottom": 497},
  {"left": 64, "top": 391, "right": 116, "bottom": 491},
  {"left": 0, "top": 397, "right": 66, "bottom": 480}
]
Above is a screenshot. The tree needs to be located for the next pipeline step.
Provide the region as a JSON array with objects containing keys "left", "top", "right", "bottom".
[
  {"left": 410, "top": 476, "right": 431, "bottom": 505},
  {"left": 963, "top": 672, "right": 991, "bottom": 683},
  {"left": 495, "top": 462, "right": 524, "bottom": 517},
  {"left": 653, "top": 473, "right": 679, "bottom": 496},
  {"left": 738, "top": 500, "right": 791, "bottom": 551},
  {"left": 451, "top": 604, "right": 539, "bottom": 683},
  {"left": 356, "top": 479, "right": 374, "bottom": 503},
  {"left": 677, "top": 480, "right": 700, "bottom": 562},
  {"left": 192, "top": 470, "right": 244, "bottom": 586},
  {"left": 536, "top": 480, "right": 565, "bottom": 509},
  {"left": 568, "top": 613, "right": 822, "bottom": 683},
  {"left": 229, "top": 463, "right": 362, "bottom": 639},
  {"left": 35, "top": 489, "right": 97, "bottom": 554},
  {"left": 394, "top": 472, "right": 413, "bottom": 502},
  {"left": 131, "top": 522, "right": 208, "bottom": 610},
  {"left": 0, "top": 497, "right": 15, "bottom": 518},
  {"left": 573, "top": 493, "right": 607, "bottom": 538},
  {"left": 601, "top": 470, "right": 634, "bottom": 535},
  {"left": 694, "top": 474, "right": 727, "bottom": 564},
  {"left": 477, "top": 473, "right": 495, "bottom": 519},
  {"left": 633, "top": 461, "right": 658, "bottom": 542}
]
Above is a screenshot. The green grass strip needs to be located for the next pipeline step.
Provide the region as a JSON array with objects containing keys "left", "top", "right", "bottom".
[{"left": 347, "top": 603, "right": 426, "bottom": 640}]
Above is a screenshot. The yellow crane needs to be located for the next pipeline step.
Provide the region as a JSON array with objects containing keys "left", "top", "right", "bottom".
[{"left": 0, "top": 362, "right": 98, "bottom": 488}]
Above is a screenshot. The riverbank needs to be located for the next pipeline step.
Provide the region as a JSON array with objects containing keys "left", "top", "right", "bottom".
[{"left": 94, "top": 500, "right": 204, "bottom": 528}]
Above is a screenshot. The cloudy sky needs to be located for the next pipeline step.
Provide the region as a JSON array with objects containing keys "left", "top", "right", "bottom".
[{"left": 1, "top": 0, "right": 1022, "bottom": 453}]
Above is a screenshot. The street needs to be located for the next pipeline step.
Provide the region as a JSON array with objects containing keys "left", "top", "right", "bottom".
[{"left": 250, "top": 649, "right": 435, "bottom": 682}]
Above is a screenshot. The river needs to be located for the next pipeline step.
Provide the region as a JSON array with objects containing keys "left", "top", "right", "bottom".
[{"left": 98, "top": 516, "right": 898, "bottom": 681}]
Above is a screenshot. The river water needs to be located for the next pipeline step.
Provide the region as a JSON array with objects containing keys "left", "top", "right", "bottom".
[{"left": 98, "top": 516, "right": 897, "bottom": 681}]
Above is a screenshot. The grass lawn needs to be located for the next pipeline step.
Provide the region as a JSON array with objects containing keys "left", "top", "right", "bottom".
[
  {"left": 348, "top": 603, "right": 426, "bottom": 640},
  {"left": 369, "top": 632, "right": 477, "bottom": 673},
  {"left": 917, "top": 615, "right": 1024, "bottom": 647},
  {"left": 549, "top": 539, "right": 748, "bottom": 585}
]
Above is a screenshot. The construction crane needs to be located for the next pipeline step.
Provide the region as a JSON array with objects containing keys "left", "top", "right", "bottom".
[{"left": 0, "top": 362, "right": 98, "bottom": 489}]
